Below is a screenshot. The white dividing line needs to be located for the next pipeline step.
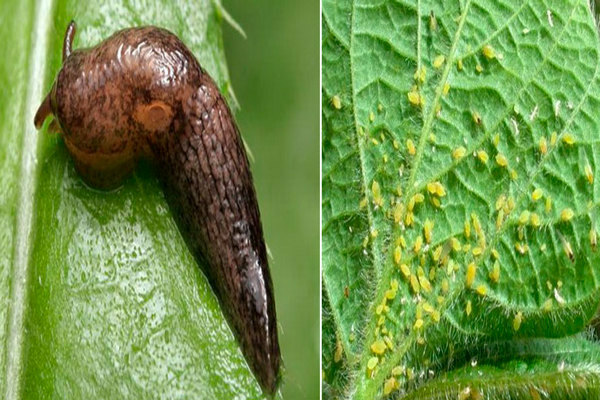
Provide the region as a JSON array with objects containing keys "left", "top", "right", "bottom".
[{"left": 5, "top": 0, "right": 54, "bottom": 398}]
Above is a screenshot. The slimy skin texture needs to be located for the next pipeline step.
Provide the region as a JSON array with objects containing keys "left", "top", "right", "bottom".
[{"left": 34, "top": 21, "right": 280, "bottom": 394}]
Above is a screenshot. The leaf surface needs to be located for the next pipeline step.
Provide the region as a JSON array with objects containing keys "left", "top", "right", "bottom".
[{"left": 322, "top": 0, "right": 600, "bottom": 398}]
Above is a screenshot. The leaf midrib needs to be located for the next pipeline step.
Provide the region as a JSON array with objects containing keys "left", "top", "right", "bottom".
[{"left": 4, "top": 0, "right": 55, "bottom": 398}]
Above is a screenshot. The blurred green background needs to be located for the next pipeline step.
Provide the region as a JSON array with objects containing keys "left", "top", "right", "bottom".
[{"left": 223, "top": 1, "right": 319, "bottom": 399}]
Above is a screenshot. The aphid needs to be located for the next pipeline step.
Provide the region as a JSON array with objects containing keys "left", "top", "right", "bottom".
[
  {"left": 34, "top": 21, "right": 279, "bottom": 392},
  {"left": 475, "top": 64, "right": 483, "bottom": 73},
  {"left": 370, "top": 229, "right": 378, "bottom": 238},
  {"left": 560, "top": 208, "right": 574, "bottom": 221},
  {"left": 370, "top": 138, "right": 379, "bottom": 146},
  {"left": 532, "top": 188, "right": 543, "bottom": 201},
  {"left": 410, "top": 274, "right": 421, "bottom": 293},
  {"left": 562, "top": 133, "right": 575, "bottom": 146},
  {"left": 550, "top": 131, "right": 558, "bottom": 146},
  {"left": 466, "top": 262, "right": 477, "bottom": 288},
  {"left": 472, "top": 111, "right": 482, "bottom": 125},
  {"left": 515, "top": 242, "right": 528, "bottom": 254},
  {"left": 491, "top": 248, "right": 500, "bottom": 259},
  {"left": 414, "top": 235, "right": 423, "bottom": 254},
  {"left": 465, "top": 300, "right": 472, "bottom": 316},
  {"left": 489, "top": 261, "right": 500, "bottom": 283},
  {"left": 441, "top": 278, "right": 449, "bottom": 293},
  {"left": 394, "top": 246, "right": 402, "bottom": 264},
  {"left": 509, "top": 169, "right": 518, "bottom": 180},
  {"left": 472, "top": 246, "right": 483, "bottom": 256},
  {"left": 547, "top": 9, "right": 554, "bottom": 27},
  {"left": 557, "top": 232, "right": 575, "bottom": 263},
  {"left": 457, "top": 59, "right": 463, "bottom": 71},
  {"left": 513, "top": 312, "right": 523, "bottom": 331},
  {"left": 414, "top": 318, "right": 424, "bottom": 330},
  {"left": 432, "top": 310, "right": 441, "bottom": 322},
  {"left": 464, "top": 219, "right": 471, "bottom": 239},
  {"left": 482, "top": 44, "right": 496, "bottom": 59},
  {"left": 539, "top": 137, "right": 548, "bottom": 155},
  {"left": 407, "top": 139, "right": 417, "bottom": 155},
  {"left": 443, "top": 82, "right": 450, "bottom": 96},
  {"left": 393, "top": 203, "right": 404, "bottom": 223},
  {"left": 475, "top": 285, "right": 487, "bottom": 296},
  {"left": 496, "top": 209, "right": 505, "bottom": 230},
  {"left": 424, "top": 219, "right": 434, "bottom": 243},
  {"left": 334, "top": 337, "right": 344, "bottom": 362},
  {"left": 367, "top": 356, "right": 379, "bottom": 371},
  {"left": 495, "top": 153, "right": 508, "bottom": 167},
  {"left": 554, "top": 100, "right": 561, "bottom": 117},
  {"left": 590, "top": 227, "right": 598, "bottom": 251},
  {"left": 427, "top": 181, "right": 446, "bottom": 197},
  {"left": 372, "top": 180, "right": 383, "bottom": 207},
  {"left": 405, "top": 212, "right": 414, "bottom": 227},
  {"left": 399, "top": 235, "right": 407, "bottom": 248},
  {"left": 407, "top": 88, "right": 423, "bottom": 107},
  {"left": 545, "top": 197, "right": 552, "bottom": 213},
  {"left": 451, "top": 237, "right": 462, "bottom": 252},
  {"left": 359, "top": 197, "right": 368, "bottom": 209},
  {"left": 471, "top": 213, "right": 482, "bottom": 237},
  {"left": 429, "top": 10, "right": 437, "bottom": 31},
  {"left": 453, "top": 146, "right": 467, "bottom": 160},
  {"left": 433, "top": 55, "right": 445, "bottom": 69},
  {"left": 344, "top": 286, "right": 350, "bottom": 298},
  {"left": 522, "top": 28, "right": 530, "bottom": 34},
  {"left": 383, "top": 377, "right": 398, "bottom": 395},
  {"left": 477, "top": 150, "right": 489, "bottom": 164},
  {"left": 418, "top": 274, "right": 432, "bottom": 293},
  {"left": 331, "top": 95, "right": 342, "bottom": 109},
  {"left": 400, "top": 264, "right": 411, "bottom": 278},
  {"left": 371, "top": 339, "right": 386, "bottom": 355},
  {"left": 542, "top": 298, "right": 553, "bottom": 312},
  {"left": 530, "top": 212, "right": 541, "bottom": 227},
  {"left": 585, "top": 163, "right": 594, "bottom": 184},
  {"left": 414, "top": 66, "right": 427, "bottom": 83},
  {"left": 369, "top": 111, "right": 375, "bottom": 122}
]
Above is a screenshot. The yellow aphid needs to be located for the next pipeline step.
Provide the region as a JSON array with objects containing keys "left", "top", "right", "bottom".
[
  {"left": 385, "top": 288, "right": 396, "bottom": 300},
  {"left": 400, "top": 264, "right": 411, "bottom": 278},
  {"left": 496, "top": 209, "right": 505, "bottom": 230},
  {"left": 466, "top": 300, "right": 472, "bottom": 316},
  {"left": 591, "top": 228, "right": 598, "bottom": 251},
  {"left": 476, "top": 285, "right": 487, "bottom": 296},
  {"left": 464, "top": 220, "right": 471, "bottom": 239},
  {"left": 530, "top": 212, "right": 541, "bottom": 227},
  {"left": 359, "top": 197, "right": 368, "bottom": 209},
  {"left": 392, "top": 366, "right": 405, "bottom": 376},
  {"left": 443, "top": 82, "right": 450, "bottom": 96},
  {"left": 562, "top": 133, "right": 575, "bottom": 145},
  {"left": 506, "top": 196, "right": 516, "bottom": 212},
  {"left": 407, "top": 89, "right": 422, "bottom": 107},
  {"left": 515, "top": 242, "right": 528, "bottom": 254},
  {"left": 432, "top": 310, "right": 441, "bottom": 322},
  {"left": 418, "top": 275, "right": 432, "bottom": 293},
  {"left": 510, "top": 169, "right": 518, "bottom": 180},
  {"left": 410, "top": 274, "right": 420, "bottom": 293},
  {"left": 482, "top": 44, "right": 496, "bottom": 59},
  {"left": 393, "top": 139, "right": 400, "bottom": 149},
  {"left": 550, "top": 131, "right": 558, "bottom": 146},
  {"left": 451, "top": 237, "right": 462, "bottom": 252},
  {"left": 372, "top": 181, "right": 383, "bottom": 207},
  {"left": 424, "top": 219, "right": 434, "bottom": 243},
  {"left": 371, "top": 339, "right": 386, "bottom": 355},
  {"left": 422, "top": 302, "right": 434, "bottom": 314},
  {"left": 493, "top": 132, "right": 500, "bottom": 147},
  {"left": 476, "top": 64, "right": 483, "bottom": 73},
  {"left": 429, "top": 10, "right": 437, "bottom": 31},
  {"left": 519, "top": 210, "right": 530, "bottom": 225},
  {"left": 369, "top": 111, "right": 375, "bottom": 122},
  {"left": 376, "top": 304, "right": 384, "bottom": 315},
  {"left": 414, "top": 66, "right": 426, "bottom": 83},
  {"left": 477, "top": 150, "right": 489, "bottom": 164},
  {"left": 331, "top": 95, "right": 342, "bottom": 109},
  {"left": 513, "top": 312, "right": 523, "bottom": 331},
  {"left": 406, "top": 367, "right": 414, "bottom": 380},
  {"left": 472, "top": 112, "right": 482, "bottom": 125},
  {"left": 471, "top": 213, "right": 482, "bottom": 235},
  {"left": 466, "top": 262, "right": 477, "bottom": 288},
  {"left": 394, "top": 246, "right": 402, "bottom": 264},
  {"left": 452, "top": 146, "right": 467, "bottom": 160},
  {"left": 407, "top": 139, "right": 416, "bottom": 155},
  {"left": 495, "top": 195, "right": 506, "bottom": 211},
  {"left": 433, "top": 245, "right": 443, "bottom": 262},
  {"left": 539, "top": 137, "right": 548, "bottom": 155},
  {"left": 472, "top": 246, "right": 483, "bottom": 256},
  {"left": 383, "top": 377, "right": 398, "bottom": 395},
  {"left": 433, "top": 55, "right": 445, "bottom": 69},
  {"left": 405, "top": 211, "right": 414, "bottom": 227},
  {"left": 390, "top": 279, "right": 399, "bottom": 291},
  {"left": 414, "top": 318, "right": 424, "bottom": 329},
  {"left": 427, "top": 181, "right": 446, "bottom": 197},
  {"left": 414, "top": 235, "right": 423, "bottom": 253},
  {"left": 398, "top": 235, "right": 407, "bottom": 248},
  {"left": 457, "top": 59, "right": 463, "bottom": 70},
  {"left": 489, "top": 262, "right": 500, "bottom": 283},
  {"left": 370, "top": 138, "right": 379, "bottom": 146},
  {"left": 492, "top": 248, "right": 500, "bottom": 259},
  {"left": 393, "top": 203, "right": 404, "bottom": 224},
  {"left": 532, "top": 188, "right": 543, "bottom": 201},
  {"left": 561, "top": 208, "right": 574, "bottom": 221},
  {"left": 495, "top": 153, "right": 508, "bottom": 167},
  {"left": 441, "top": 278, "right": 449, "bottom": 293},
  {"left": 367, "top": 356, "right": 379, "bottom": 370},
  {"left": 334, "top": 338, "right": 343, "bottom": 362},
  {"left": 370, "top": 229, "right": 378, "bottom": 238},
  {"left": 545, "top": 197, "right": 552, "bottom": 213},
  {"left": 585, "top": 163, "right": 594, "bottom": 184}
]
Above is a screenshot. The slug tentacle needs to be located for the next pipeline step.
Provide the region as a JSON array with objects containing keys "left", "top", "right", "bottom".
[{"left": 33, "top": 23, "right": 281, "bottom": 395}]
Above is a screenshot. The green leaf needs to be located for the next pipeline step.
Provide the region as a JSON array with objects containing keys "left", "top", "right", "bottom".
[
  {"left": 0, "top": 0, "right": 265, "bottom": 398},
  {"left": 322, "top": 0, "right": 600, "bottom": 398}
]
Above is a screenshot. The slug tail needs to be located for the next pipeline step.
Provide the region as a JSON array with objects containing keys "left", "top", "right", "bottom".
[
  {"left": 34, "top": 90, "right": 53, "bottom": 129},
  {"left": 154, "top": 78, "right": 281, "bottom": 394}
]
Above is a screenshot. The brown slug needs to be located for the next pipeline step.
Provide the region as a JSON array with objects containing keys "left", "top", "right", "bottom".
[{"left": 34, "top": 21, "right": 281, "bottom": 394}]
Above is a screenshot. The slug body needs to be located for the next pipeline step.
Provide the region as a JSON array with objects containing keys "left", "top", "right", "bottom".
[{"left": 34, "top": 22, "right": 280, "bottom": 394}]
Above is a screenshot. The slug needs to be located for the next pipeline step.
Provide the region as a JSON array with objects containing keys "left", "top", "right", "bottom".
[{"left": 34, "top": 21, "right": 281, "bottom": 394}]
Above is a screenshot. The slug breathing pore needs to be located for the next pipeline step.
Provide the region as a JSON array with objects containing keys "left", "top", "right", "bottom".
[{"left": 34, "top": 21, "right": 281, "bottom": 394}]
